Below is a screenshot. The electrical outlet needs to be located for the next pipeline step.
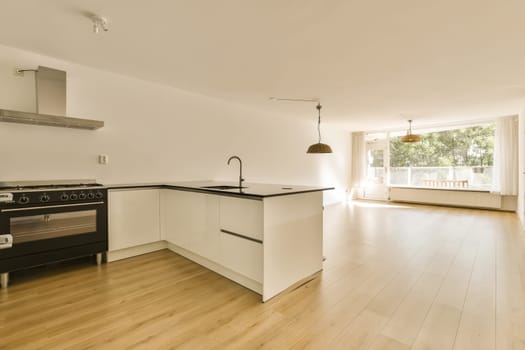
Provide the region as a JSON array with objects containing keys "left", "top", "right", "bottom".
[{"left": 98, "top": 154, "right": 109, "bottom": 165}]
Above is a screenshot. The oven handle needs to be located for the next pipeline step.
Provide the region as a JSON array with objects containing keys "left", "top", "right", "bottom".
[
  {"left": 0, "top": 234, "right": 13, "bottom": 249},
  {"left": 1, "top": 201, "right": 105, "bottom": 212}
]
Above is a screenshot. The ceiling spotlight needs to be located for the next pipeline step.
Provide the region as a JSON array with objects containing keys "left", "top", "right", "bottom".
[{"left": 91, "top": 15, "right": 109, "bottom": 34}]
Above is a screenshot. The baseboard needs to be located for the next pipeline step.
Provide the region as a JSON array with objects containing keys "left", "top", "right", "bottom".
[
  {"left": 389, "top": 187, "right": 502, "bottom": 209},
  {"left": 107, "top": 241, "right": 168, "bottom": 262},
  {"left": 167, "top": 242, "right": 263, "bottom": 296}
]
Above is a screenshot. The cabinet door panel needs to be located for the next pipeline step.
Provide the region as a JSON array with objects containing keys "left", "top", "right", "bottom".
[
  {"left": 162, "top": 190, "right": 205, "bottom": 250},
  {"left": 109, "top": 189, "right": 160, "bottom": 251},
  {"left": 220, "top": 231, "right": 263, "bottom": 282},
  {"left": 161, "top": 191, "right": 220, "bottom": 262},
  {"left": 220, "top": 197, "right": 263, "bottom": 241}
]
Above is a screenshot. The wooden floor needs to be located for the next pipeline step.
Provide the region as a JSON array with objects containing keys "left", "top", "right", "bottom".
[{"left": 1, "top": 201, "right": 525, "bottom": 349}]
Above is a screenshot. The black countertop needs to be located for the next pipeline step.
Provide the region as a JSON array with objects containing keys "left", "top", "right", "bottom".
[{"left": 105, "top": 181, "right": 334, "bottom": 199}]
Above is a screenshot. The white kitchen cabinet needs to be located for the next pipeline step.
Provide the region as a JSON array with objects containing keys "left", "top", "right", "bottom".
[
  {"left": 161, "top": 189, "right": 323, "bottom": 301},
  {"left": 108, "top": 189, "right": 160, "bottom": 251},
  {"left": 219, "top": 230, "right": 263, "bottom": 282},
  {"left": 161, "top": 190, "right": 220, "bottom": 262},
  {"left": 107, "top": 183, "right": 325, "bottom": 302},
  {"left": 219, "top": 196, "right": 263, "bottom": 241},
  {"left": 163, "top": 191, "right": 263, "bottom": 278},
  {"left": 262, "top": 192, "right": 323, "bottom": 301},
  {"left": 218, "top": 196, "right": 263, "bottom": 282}
]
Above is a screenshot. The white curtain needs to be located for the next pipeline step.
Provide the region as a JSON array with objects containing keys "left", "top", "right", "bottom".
[
  {"left": 493, "top": 116, "right": 518, "bottom": 195},
  {"left": 350, "top": 132, "right": 367, "bottom": 198}
]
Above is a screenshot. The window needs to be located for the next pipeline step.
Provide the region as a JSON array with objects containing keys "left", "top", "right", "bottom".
[{"left": 388, "top": 123, "right": 495, "bottom": 190}]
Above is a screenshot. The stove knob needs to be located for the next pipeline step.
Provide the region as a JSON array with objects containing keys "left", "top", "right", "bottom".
[
  {"left": 95, "top": 191, "right": 104, "bottom": 199},
  {"left": 87, "top": 192, "right": 95, "bottom": 199},
  {"left": 18, "top": 195, "right": 30, "bottom": 204},
  {"left": 70, "top": 193, "right": 78, "bottom": 200},
  {"left": 40, "top": 194, "right": 50, "bottom": 202},
  {"left": 79, "top": 192, "right": 87, "bottom": 200},
  {"left": 60, "top": 193, "right": 69, "bottom": 201}
]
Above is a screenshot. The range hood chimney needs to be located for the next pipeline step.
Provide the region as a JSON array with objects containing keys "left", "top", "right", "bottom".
[
  {"left": 0, "top": 66, "right": 104, "bottom": 130},
  {"left": 36, "top": 66, "right": 67, "bottom": 116}
]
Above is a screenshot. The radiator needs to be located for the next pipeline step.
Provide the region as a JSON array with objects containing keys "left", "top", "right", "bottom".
[{"left": 389, "top": 187, "right": 502, "bottom": 209}]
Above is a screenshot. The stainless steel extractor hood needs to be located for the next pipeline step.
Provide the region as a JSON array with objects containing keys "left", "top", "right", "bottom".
[{"left": 0, "top": 66, "right": 104, "bottom": 130}]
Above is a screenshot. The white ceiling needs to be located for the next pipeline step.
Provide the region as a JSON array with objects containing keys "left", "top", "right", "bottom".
[{"left": 1, "top": 0, "right": 525, "bottom": 131}]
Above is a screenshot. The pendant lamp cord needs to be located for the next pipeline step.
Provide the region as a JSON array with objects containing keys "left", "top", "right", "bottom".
[{"left": 317, "top": 103, "right": 322, "bottom": 143}]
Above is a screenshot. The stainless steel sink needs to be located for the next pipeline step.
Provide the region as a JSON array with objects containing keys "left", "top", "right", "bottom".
[{"left": 201, "top": 185, "right": 246, "bottom": 190}]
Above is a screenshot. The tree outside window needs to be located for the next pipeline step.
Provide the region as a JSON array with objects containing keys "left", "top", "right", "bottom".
[{"left": 389, "top": 124, "right": 495, "bottom": 189}]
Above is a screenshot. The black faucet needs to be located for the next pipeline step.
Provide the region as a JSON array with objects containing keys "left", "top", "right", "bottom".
[{"left": 227, "top": 156, "right": 244, "bottom": 189}]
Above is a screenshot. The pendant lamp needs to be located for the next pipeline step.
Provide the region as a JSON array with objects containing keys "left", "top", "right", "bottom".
[
  {"left": 401, "top": 120, "right": 421, "bottom": 143},
  {"left": 307, "top": 103, "right": 333, "bottom": 153}
]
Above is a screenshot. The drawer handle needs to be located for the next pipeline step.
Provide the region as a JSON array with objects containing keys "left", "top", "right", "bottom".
[{"left": 220, "top": 229, "right": 262, "bottom": 244}]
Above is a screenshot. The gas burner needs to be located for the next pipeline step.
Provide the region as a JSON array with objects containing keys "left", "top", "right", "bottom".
[
  {"left": 0, "top": 179, "right": 106, "bottom": 206},
  {"left": 0, "top": 180, "right": 103, "bottom": 191}
]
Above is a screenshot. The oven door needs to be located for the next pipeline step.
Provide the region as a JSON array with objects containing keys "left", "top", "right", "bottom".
[{"left": 0, "top": 201, "right": 107, "bottom": 259}]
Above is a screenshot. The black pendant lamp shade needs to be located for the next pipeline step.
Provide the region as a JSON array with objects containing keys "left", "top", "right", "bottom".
[
  {"left": 307, "top": 142, "right": 333, "bottom": 153},
  {"left": 307, "top": 103, "right": 333, "bottom": 153}
]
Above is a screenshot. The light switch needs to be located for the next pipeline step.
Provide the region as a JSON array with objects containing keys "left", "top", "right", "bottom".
[{"left": 98, "top": 154, "right": 109, "bottom": 165}]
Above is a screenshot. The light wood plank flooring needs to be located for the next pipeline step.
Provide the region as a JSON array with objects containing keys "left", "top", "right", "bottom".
[{"left": 1, "top": 201, "right": 524, "bottom": 349}]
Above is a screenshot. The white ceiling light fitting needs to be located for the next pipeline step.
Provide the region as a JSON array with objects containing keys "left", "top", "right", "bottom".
[{"left": 91, "top": 15, "right": 109, "bottom": 34}]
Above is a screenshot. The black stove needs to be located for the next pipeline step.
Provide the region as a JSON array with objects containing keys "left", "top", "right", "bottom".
[
  {"left": 0, "top": 179, "right": 108, "bottom": 288},
  {"left": 0, "top": 180, "right": 106, "bottom": 206}
]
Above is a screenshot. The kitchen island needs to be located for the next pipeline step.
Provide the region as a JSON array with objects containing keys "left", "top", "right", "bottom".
[{"left": 106, "top": 181, "right": 333, "bottom": 301}]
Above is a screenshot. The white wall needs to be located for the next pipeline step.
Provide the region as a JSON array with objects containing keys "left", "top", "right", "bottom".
[{"left": 0, "top": 44, "right": 350, "bottom": 205}]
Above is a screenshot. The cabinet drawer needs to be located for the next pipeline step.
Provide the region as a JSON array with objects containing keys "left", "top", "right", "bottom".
[
  {"left": 219, "top": 197, "right": 263, "bottom": 241},
  {"left": 220, "top": 231, "right": 263, "bottom": 283}
]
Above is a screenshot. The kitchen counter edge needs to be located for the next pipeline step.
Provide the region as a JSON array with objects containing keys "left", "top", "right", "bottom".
[{"left": 104, "top": 182, "right": 334, "bottom": 199}]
